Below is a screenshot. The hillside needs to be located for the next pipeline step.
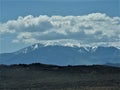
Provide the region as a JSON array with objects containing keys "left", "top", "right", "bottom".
[
  {"left": 0, "top": 63, "right": 120, "bottom": 90},
  {"left": 0, "top": 43, "right": 120, "bottom": 65}
]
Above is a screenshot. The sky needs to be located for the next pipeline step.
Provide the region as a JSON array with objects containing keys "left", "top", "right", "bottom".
[{"left": 0, "top": 0, "right": 120, "bottom": 53}]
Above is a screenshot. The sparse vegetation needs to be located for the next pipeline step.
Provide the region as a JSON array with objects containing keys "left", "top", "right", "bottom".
[{"left": 0, "top": 63, "right": 120, "bottom": 90}]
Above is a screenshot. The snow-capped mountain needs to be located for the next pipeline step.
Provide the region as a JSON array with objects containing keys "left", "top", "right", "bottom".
[{"left": 0, "top": 43, "right": 120, "bottom": 65}]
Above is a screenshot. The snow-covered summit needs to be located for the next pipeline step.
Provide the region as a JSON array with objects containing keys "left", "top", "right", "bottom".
[
  {"left": 1, "top": 42, "right": 120, "bottom": 65},
  {"left": 14, "top": 41, "right": 120, "bottom": 55},
  {"left": 12, "top": 39, "right": 120, "bottom": 54}
]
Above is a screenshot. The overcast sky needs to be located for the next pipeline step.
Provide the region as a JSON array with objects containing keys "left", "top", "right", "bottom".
[{"left": 0, "top": 0, "right": 120, "bottom": 53}]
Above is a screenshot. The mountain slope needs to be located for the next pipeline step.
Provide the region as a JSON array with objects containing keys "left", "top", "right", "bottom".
[{"left": 0, "top": 43, "right": 120, "bottom": 65}]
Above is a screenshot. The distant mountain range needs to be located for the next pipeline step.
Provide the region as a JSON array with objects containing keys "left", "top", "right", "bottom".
[
  {"left": 105, "top": 63, "right": 120, "bottom": 67},
  {"left": 0, "top": 43, "right": 120, "bottom": 66}
]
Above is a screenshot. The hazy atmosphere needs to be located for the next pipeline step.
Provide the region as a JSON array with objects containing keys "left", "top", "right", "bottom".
[{"left": 0, "top": 0, "right": 120, "bottom": 90}]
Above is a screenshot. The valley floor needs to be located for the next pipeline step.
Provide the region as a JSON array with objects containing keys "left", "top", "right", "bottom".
[{"left": 0, "top": 64, "right": 120, "bottom": 90}]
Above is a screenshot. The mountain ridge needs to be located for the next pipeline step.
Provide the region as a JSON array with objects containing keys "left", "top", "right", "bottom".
[
  {"left": 14, "top": 43, "right": 120, "bottom": 54},
  {"left": 0, "top": 43, "right": 120, "bottom": 65}
]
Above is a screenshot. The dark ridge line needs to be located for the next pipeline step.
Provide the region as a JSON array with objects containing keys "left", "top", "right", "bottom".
[{"left": 0, "top": 62, "right": 120, "bottom": 69}]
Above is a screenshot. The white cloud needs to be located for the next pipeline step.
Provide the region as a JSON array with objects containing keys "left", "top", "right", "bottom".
[
  {"left": 0, "top": 13, "right": 120, "bottom": 47},
  {"left": 0, "top": 24, "right": 15, "bottom": 34}
]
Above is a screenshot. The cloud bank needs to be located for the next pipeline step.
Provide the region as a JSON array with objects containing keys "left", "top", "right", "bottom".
[{"left": 0, "top": 13, "right": 120, "bottom": 47}]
